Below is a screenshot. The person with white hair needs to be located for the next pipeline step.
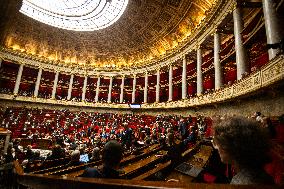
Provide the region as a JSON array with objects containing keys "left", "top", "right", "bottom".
[{"left": 66, "top": 150, "right": 83, "bottom": 167}]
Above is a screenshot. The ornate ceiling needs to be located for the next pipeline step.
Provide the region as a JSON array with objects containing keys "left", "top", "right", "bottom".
[{"left": 0, "top": 0, "right": 219, "bottom": 70}]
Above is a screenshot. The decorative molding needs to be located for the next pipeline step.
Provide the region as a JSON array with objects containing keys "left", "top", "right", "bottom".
[
  {"left": 0, "top": 56, "right": 283, "bottom": 109},
  {"left": 142, "top": 55, "right": 284, "bottom": 109}
]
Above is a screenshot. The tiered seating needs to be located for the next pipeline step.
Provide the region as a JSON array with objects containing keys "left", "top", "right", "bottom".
[
  {"left": 25, "top": 157, "right": 71, "bottom": 173},
  {"left": 133, "top": 141, "right": 202, "bottom": 181}
]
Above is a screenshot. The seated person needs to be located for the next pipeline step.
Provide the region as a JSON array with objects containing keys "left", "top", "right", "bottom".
[
  {"left": 25, "top": 145, "right": 35, "bottom": 161},
  {"left": 80, "top": 140, "right": 123, "bottom": 179},
  {"left": 213, "top": 116, "right": 274, "bottom": 185},
  {"left": 165, "top": 133, "right": 184, "bottom": 167},
  {"left": 184, "top": 126, "right": 198, "bottom": 144},
  {"left": 66, "top": 150, "right": 84, "bottom": 167},
  {"left": 90, "top": 146, "right": 101, "bottom": 162},
  {"left": 46, "top": 144, "right": 65, "bottom": 160}
]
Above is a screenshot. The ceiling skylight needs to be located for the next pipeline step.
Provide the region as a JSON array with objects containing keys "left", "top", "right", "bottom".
[{"left": 20, "top": 0, "right": 129, "bottom": 31}]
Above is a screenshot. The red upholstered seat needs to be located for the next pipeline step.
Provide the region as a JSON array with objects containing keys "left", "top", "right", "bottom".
[{"left": 203, "top": 173, "right": 217, "bottom": 183}]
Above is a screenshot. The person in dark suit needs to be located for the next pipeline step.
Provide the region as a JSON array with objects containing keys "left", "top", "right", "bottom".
[
  {"left": 166, "top": 133, "right": 184, "bottom": 168},
  {"left": 80, "top": 140, "right": 123, "bottom": 179},
  {"left": 179, "top": 118, "right": 188, "bottom": 140}
]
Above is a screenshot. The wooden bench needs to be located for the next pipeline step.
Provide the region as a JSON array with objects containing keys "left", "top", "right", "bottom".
[
  {"left": 47, "top": 144, "right": 160, "bottom": 178},
  {"left": 120, "top": 150, "right": 167, "bottom": 179},
  {"left": 132, "top": 141, "right": 201, "bottom": 180}
]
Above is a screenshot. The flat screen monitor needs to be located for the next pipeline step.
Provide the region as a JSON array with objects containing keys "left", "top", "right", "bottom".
[{"left": 129, "top": 104, "right": 141, "bottom": 108}]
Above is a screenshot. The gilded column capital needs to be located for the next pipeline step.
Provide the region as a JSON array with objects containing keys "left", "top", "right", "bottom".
[
  {"left": 232, "top": 1, "right": 238, "bottom": 11},
  {"left": 194, "top": 43, "right": 201, "bottom": 51},
  {"left": 213, "top": 27, "right": 220, "bottom": 34}
]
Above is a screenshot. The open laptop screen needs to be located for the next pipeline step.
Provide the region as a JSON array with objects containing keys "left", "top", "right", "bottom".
[{"left": 80, "top": 154, "right": 89, "bottom": 163}]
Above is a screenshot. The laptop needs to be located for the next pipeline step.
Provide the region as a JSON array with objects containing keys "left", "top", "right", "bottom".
[
  {"left": 175, "top": 162, "right": 203, "bottom": 177},
  {"left": 79, "top": 154, "right": 89, "bottom": 163}
]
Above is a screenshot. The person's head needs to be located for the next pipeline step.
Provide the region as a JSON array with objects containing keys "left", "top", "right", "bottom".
[
  {"left": 27, "top": 145, "right": 32, "bottom": 151},
  {"left": 70, "top": 150, "right": 80, "bottom": 162},
  {"left": 102, "top": 140, "right": 123, "bottom": 168},
  {"left": 52, "top": 144, "right": 62, "bottom": 155},
  {"left": 34, "top": 150, "right": 40, "bottom": 158},
  {"left": 167, "top": 133, "right": 175, "bottom": 146},
  {"left": 213, "top": 116, "right": 271, "bottom": 170},
  {"left": 92, "top": 146, "right": 100, "bottom": 158},
  {"left": 255, "top": 112, "right": 261, "bottom": 117}
]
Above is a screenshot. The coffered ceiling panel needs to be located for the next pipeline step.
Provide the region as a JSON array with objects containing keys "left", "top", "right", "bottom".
[{"left": 0, "top": 0, "right": 218, "bottom": 70}]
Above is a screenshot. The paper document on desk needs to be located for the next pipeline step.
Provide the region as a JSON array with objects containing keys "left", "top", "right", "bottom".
[{"left": 175, "top": 162, "right": 203, "bottom": 177}]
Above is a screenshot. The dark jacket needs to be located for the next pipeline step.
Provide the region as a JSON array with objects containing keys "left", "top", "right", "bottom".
[{"left": 81, "top": 166, "right": 120, "bottom": 179}]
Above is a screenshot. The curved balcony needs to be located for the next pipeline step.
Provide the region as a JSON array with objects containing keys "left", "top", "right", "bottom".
[{"left": 0, "top": 55, "right": 283, "bottom": 109}]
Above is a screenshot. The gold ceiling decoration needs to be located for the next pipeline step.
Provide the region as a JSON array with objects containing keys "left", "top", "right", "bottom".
[{"left": 1, "top": 0, "right": 218, "bottom": 70}]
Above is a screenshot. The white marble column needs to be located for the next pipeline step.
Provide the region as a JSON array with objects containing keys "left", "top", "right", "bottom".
[
  {"left": 233, "top": 7, "right": 249, "bottom": 80},
  {"left": 13, "top": 64, "right": 24, "bottom": 95},
  {"left": 144, "top": 72, "right": 148, "bottom": 103},
  {"left": 197, "top": 48, "right": 203, "bottom": 95},
  {"left": 156, "top": 69, "right": 160, "bottom": 103},
  {"left": 132, "top": 75, "right": 136, "bottom": 103},
  {"left": 168, "top": 64, "right": 173, "bottom": 101},
  {"left": 182, "top": 56, "right": 187, "bottom": 99},
  {"left": 95, "top": 77, "right": 101, "bottom": 102},
  {"left": 262, "top": 0, "right": 282, "bottom": 60},
  {"left": 214, "top": 31, "right": 223, "bottom": 89},
  {"left": 4, "top": 132, "right": 11, "bottom": 154},
  {"left": 120, "top": 76, "right": 125, "bottom": 103},
  {"left": 67, "top": 74, "right": 74, "bottom": 100},
  {"left": 34, "top": 68, "right": 42, "bottom": 97},
  {"left": 51, "top": 72, "right": 59, "bottom": 99},
  {"left": 82, "top": 75, "right": 88, "bottom": 101},
  {"left": 107, "top": 76, "right": 113, "bottom": 103}
]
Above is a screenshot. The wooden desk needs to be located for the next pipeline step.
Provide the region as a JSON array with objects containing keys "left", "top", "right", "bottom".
[
  {"left": 37, "top": 139, "right": 52, "bottom": 150},
  {"left": 65, "top": 144, "right": 161, "bottom": 178},
  {"left": 132, "top": 161, "right": 171, "bottom": 180},
  {"left": 17, "top": 172, "right": 279, "bottom": 189},
  {"left": 121, "top": 144, "right": 160, "bottom": 165},
  {"left": 132, "top": 142, "right": 201, "bottom": 181},
  {"left": 120, "top": 151, "right": 167, "bottom": 178},
  {"left": 19, "top": 138, "right": 32, "bottom": 148},
  {"left": 166, "top": 145, "right": 213, "bottom": 183},
  {"left": 47, "top": 160, "right": 101, "bottom": 176}
]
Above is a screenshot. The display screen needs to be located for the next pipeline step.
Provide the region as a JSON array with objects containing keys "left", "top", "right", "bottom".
[
  {"left": 80, "top": 154, "right": 89, "bottom": 163},
  {"left": 129, "top": 104, "right": 141, "bottom": 108}
]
